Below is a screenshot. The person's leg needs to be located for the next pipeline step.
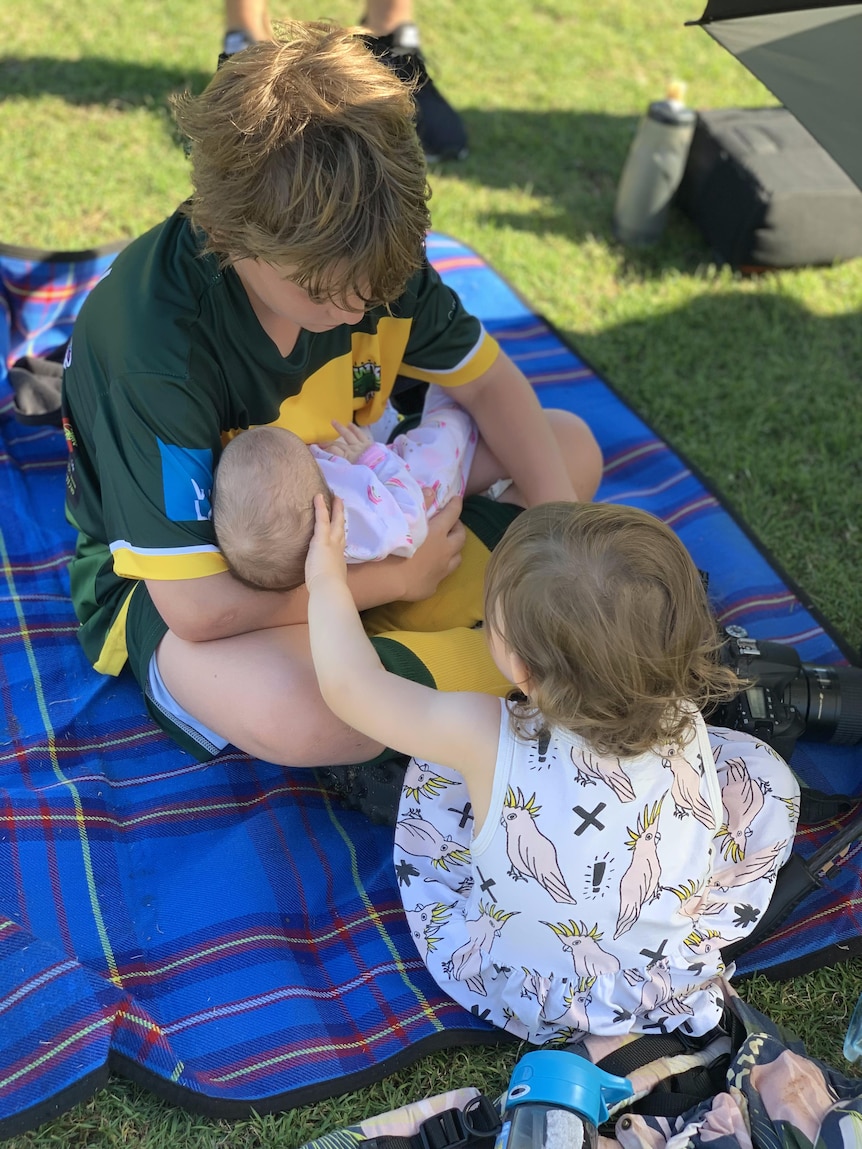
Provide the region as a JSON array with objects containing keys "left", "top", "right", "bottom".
[
  {"left": 223, "top": 0, "right": 271, "bottom": 55},
  {"left": 133, "top": 497, "right": 516, "bottom": 820},
  {"left": 359, "top": 3, "right": 468, "bottom": 162},
  {"left": 220, "top": 2, "right": 467, "bottom": 161},
  {"left": 465, "top": 409, "right": 604, "bottom": 505},
  {"left": 363, "top": 0, "right": 416, "bottom": 34},
  {"left": 143, "top": 496, "right": 520, "bottom": 766},
  {"left": 155, "top": 622, "right": 385, "bottom": 767}
]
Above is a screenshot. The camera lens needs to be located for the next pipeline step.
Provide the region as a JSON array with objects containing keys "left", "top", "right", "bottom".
[{"left": 785, "top": 665, "right": 862, "bottom": 745}]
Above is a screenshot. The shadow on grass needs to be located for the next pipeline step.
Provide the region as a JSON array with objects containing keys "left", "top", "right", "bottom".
[
  {"left": 0, "top": 55, "right": 213, "bottom": 108},
  {"left": 439, "top": 106, "right": 715, "bottom": 274},
  {"left": 567, "top": 291, "right": 862, "bottom": 446},
  {"left": 566, "top": 291, "right": 862, "bottom": 639},
  {"left": 0, "top": 72, "right": 706, "bottom": 272}
]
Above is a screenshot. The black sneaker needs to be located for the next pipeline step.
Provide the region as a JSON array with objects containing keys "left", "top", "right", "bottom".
[
  {"left": 222, "top": 29, "right": 254, "bottom": 55},
  {"left": 314, "top": 754, "right": 409, "bottom": 826},
  {"left": 361, "top": 23, "right": 468, "bottom": 163},
  {"left": 218, "top": 29, "right": 254, "bottom": 69}
]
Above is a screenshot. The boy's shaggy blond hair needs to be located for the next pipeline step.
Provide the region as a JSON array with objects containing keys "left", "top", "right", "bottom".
[
  {"left": 213, "top": 426, "right": 332, "bottom": 593},
  {"left": 172, "top": 21, "right": 430, "bottom": 306},
  {"left": 484, "top": 501, "right": 742, "bottom": 757}
]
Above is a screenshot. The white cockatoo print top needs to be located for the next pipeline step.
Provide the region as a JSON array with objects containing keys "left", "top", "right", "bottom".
[{"left": 393, "top": 701, "right": 799, "bottom": 1045}]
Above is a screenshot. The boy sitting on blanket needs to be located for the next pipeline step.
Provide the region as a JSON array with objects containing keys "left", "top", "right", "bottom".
[{"left": 60, "top": 21, "right": 602, "bottom": 769}]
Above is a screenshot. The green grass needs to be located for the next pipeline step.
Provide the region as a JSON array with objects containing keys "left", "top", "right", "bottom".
[{"left": 3, "top": 0, "right": 862, "bottom": 1144}]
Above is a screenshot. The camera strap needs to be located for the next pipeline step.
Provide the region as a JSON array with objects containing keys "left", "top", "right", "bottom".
[
  {"left": 798, "top": 784, "right": 859, "bottom": 825},
  {"left": 358, "top": 1094, "right": 501, "bottom": 1149}
]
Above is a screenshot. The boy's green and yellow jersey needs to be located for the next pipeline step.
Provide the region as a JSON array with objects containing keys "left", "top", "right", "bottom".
[{"left": 62, "top": 209, "right": 499, "bottom": 674}]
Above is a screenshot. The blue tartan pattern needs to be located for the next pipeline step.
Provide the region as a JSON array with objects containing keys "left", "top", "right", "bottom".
[
  {"left": 0, "top": 232, "right": 860, "bottom": 1133},
  {"left": 0, "top": 243, "right": 123, "bottom": 369}
]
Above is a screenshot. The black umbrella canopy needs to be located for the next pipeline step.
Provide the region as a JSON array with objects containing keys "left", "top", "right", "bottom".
[{"left": 691, "top": 0, "right": 862, "bottom": 190}]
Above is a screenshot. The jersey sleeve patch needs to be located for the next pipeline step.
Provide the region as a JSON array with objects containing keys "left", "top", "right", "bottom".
[{"left": 157, "top": 439, "right": 214, "bottom": 522}]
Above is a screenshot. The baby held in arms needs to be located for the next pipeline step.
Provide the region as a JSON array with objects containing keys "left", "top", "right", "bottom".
[{"left": 213, "top": 385, "right": 483, "bottom": 590}]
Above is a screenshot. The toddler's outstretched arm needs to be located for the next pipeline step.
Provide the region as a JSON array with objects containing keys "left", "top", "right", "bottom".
[{"left": 305, "top": 495, "right": 500, "bottom": 779}]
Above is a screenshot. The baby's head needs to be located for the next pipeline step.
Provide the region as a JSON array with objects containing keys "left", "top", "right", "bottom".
[
  {"left": 213, "top": 426, "right": 332, "bottom": 592},
  {"left": 484, "top": 501, "right": 740, "bottom": 756}
]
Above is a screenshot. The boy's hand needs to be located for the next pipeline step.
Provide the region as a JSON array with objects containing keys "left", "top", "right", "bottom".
[
  {"left": 324, "top": 420, "right": 374, "bottom": 464},
  {"left": 305, "top": 494, "right": 347, "bottom": 590},
  {"left": 397, "top": 495, "right": 465, "bottom": 601}
]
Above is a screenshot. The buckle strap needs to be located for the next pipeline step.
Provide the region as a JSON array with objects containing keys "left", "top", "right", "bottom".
[
  {"left": 420, "top": 1107, "right": 470, "bottom": 1149},
  {"left": 362, "top": 1094, "right": 500, "bottom": 1149}
]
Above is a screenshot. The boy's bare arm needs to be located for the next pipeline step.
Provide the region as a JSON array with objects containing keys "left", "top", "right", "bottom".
[
  {"left": 454, "top": 350, "right": 578, "bottom": 504},
  {"left": 146, "top": 497, "right": 466, "bottom": 642}
]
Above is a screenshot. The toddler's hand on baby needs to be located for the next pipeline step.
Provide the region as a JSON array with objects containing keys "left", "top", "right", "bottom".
[{"left": 305, "top": 494, "right": 347, "bottom": 590}]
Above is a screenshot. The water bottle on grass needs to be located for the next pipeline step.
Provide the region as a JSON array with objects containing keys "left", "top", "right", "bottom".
[
  {"left": 495, "top": 1050, "right": 632, "bottom": 1149},
  {"left": 613, "top": 81, "right": 697, "bottom": 245}
]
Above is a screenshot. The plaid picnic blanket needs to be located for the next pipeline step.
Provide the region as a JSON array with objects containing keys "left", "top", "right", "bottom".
[{"left": 1, "top": 232, "right": 860, "bottom": 1136}]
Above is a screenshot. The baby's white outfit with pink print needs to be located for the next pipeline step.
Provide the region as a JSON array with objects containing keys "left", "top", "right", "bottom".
[{"left": 312, "top": 384, "right": 478, "bottom": 562}]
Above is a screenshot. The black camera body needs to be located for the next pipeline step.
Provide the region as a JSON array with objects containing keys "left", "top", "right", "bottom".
[{"left": 709, "top": 625, "right": 862, "bottom": 761}]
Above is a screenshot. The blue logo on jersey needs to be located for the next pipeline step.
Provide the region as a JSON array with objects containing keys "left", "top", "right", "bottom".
[{"left": 157, "top": 439, "right": 213, "bottom": 522}]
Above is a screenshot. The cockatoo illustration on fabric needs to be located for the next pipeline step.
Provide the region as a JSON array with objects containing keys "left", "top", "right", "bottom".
[
  {"left": 500, "top": 787, "right": 576, "bottom": 903},
  {"left": 775, "top": 793, "right": 801, "bottom": 823},
  {"left": 443, "top": 901, "right": 518, "bottom": 995},
  {"left": 570, "top": 748, "right": 636, "bottom": 802},
  {"left": 627, "top": 957, "right": 695, "bottom": 1022},
  {"left": 402, "top": 764, "right": 461, "bottom": 803},
  {"left": 683, "top": 927, "right": 734, "bottom": 958},
  {"left": 667, "top": 878, "right": 722, "bottom": 923},
  {"left": 395, "top": 814, "right": 471, "bottom": 870},
  {"left": 501, "top": 1007, "right": 529, "bottom": 1038},
  {"left": 542, "top": 920, "right": 621, "bottom": 983},
  {"left": 520, "top": 967, "right": 550, "bottom": 1009},
  {"left": 659, "top": 741, "right": 716, "bottom": 829},
  {"left": 546, "top": 979, "right": 595, "bottom": 1035},
  {"left": 708, "top": 725, "right": 787, "bottom": 763},
  {"left": 615, "top": 800, "right": 663, "bottom": 939},
  {"left": 404, "top": 901, "right": 453, "bottom": 958},
  {"left": 716, "top": 755, "right": 766, "bottom": 861},
  {"left": 708, "top": 839, "right": 789, "bottom": 894}
]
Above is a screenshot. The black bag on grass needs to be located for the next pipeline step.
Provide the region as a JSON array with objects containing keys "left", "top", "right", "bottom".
[{"left": 675, "top": 106, "right": 862, "bottom": 270}]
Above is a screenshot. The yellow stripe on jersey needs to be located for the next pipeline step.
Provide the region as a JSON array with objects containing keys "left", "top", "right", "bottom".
[
  {"left": 398, "top": 329, "right": 499, "bottom": 387},
  {"left": 274, "top": 349, "right": 356, "bottom": 443},
  {"left": 112, "top": 546, "right": 227, "bottom": 581},
  {"left": 93, "top": 583, "right": 136, "bottom": 676}
]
